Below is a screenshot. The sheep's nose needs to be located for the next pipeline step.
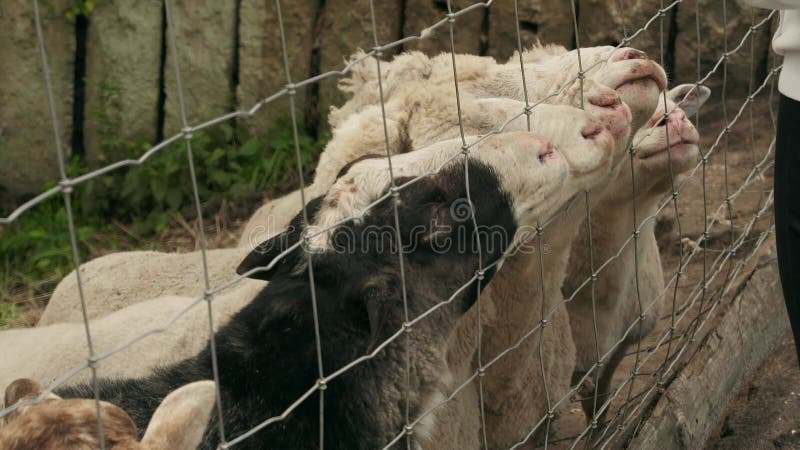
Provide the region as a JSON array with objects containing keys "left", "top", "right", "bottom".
[
  {"left": 581, "top": 122, "right": 604, "bottom": 139},
  {"left": 588, "top": 92, "right": 623, "bottom": 110},
  {"left": 613, "top": 48, "right": 648, "bottom": 62},
  {"left": 666, "top": 108, "right": 686, "bottom": 130},
  {"left": 538, "top": 141, "right": 557, "bottom": 162}
]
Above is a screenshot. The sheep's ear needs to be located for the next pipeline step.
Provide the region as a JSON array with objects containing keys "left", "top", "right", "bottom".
[
  {"left": 3, "top": 378, "right": 60, "bottom": 424},
  {"left": 5, "top": 378, "right": 44, "bottom": 408},
  {"left": 237, "top": 197, "right": 323, "bottom": 281},
  {"left": 140, "top": 381, "right": 217, "bottom": 450},
  {"left": 4, "top": 378, "right": 60, "bottom": 407},
  {"left": 667, "top": 84, "right": 711, "bottom": 117},
  {"left": 237, "top": 227, "right": 301, "bottom": 281},
  {"left": 392, "top": 176, "right": 456, "bottom": 246}
]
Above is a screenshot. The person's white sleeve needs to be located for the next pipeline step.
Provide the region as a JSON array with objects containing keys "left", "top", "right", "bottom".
[{"left": 744, "top": 0, "right": 800, "bottom": 9}]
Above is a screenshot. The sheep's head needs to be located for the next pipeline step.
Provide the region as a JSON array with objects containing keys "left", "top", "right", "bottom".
[
  {"left": 633, "top": 84, "right": 710, "bottom": 183},
  {"left": 597, "top": 84, "right": 710, "bottom": 204},
  {"left": 473, "top": 96, "right": 629, "bottom": 194},
  {"left": 236, "top": 133, "right": 574, "bottom": 447},
  {"left": 520, "top": 44, "right": 667, "bottom": 132},
  {"left": 0, "top": 379, "right": 216, "bottom": 450}
]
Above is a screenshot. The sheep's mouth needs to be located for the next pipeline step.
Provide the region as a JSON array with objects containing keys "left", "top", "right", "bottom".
[
  {"left": 639, "top": 138, "right": 699, "bottom": 160},
  {"left": 614, "top": 64, "right": 668, "bottom": 92},
  {"left": 615, "top": 74, "right": 665, "bottom": 92}
]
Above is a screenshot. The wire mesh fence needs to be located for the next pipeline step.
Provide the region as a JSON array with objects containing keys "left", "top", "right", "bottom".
[{"left": 0, "top": 0, "right": 781, "bottom": 448}]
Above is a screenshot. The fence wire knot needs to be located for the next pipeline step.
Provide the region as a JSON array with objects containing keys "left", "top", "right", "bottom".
[
  {"left": 87, "top": 355, "right": 100, "bottom": 369},
  {"left": 58, "top": 180, "right": 73, "bottom": 194}
]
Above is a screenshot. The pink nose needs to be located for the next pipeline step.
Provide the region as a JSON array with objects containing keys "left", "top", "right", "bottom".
[
  {"left": 612, "top": 48, "right": 648, "bottom": 62},
  {"left": 667, "top": 108, "right": 686, "bottom": 126},
  {"left": 588, "top": 92, "right": 623, "bottom": 110},
  {"left": 538, "top": 141, "right": 557, "bottom": 162}
]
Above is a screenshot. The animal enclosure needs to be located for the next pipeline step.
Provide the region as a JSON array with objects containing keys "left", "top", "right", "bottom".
[{"left": 0, "top": 0, "right": 782, "bottom": 448}]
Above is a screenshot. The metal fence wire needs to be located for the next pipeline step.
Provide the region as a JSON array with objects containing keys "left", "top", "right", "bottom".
[{"left": 0, "top": 0, "right": 781, "bottom": 448}]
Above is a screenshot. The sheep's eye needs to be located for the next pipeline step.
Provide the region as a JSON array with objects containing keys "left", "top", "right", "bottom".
[{"left": 655, "top": 116, "right": 667, "bottom": 127}]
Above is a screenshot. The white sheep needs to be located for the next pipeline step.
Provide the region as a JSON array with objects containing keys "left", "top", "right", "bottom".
[
  {"left": 1, "top": 378, "right": 216, "bottom": 450},
  {"left": 330, "top": 44, "right": 666, "bottom": 134},
  {"left": 564, "top": 84, "right": 711, "bottom": 425},
  {"left": 298, "top": 70, "right": 640, "bottom": 447},
  {"left": 0, "top": 280, "right": 263, "bottom": 392},
  {"left": 39, "top": 248, "right": 248, "bottom": 325}
]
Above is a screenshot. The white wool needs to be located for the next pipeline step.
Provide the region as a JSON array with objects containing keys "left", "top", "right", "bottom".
[
  {"left": 2, "top": 280, "right": 262, "bottom": 391},
  {"left": 40, "top": 248, "right": 249, "bottom": 325}
]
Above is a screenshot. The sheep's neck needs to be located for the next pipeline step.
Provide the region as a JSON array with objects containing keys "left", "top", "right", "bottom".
[
  {"left": 564, "top": 181, "right": 666, "bottom": 365},
  {"left": 480, "top": 202, "right": 585, "bottom": 361}
]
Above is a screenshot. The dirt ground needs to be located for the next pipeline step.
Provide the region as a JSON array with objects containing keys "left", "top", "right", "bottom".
[{"left": 705, "top": 333, "right": 800, "bottom": 450}]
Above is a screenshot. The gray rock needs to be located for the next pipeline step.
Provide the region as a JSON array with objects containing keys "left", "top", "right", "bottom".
[
  {"left": 163, "top": 0, "right": 237, "bottom": 137},
  {"left": 236, "top": 0, "right": 316, "bottom": 138},
  {"left": 578, "top": 0, "right": 664, "bottom": 59},
  {"left": 0, "top": 0, "right": 74, "bottom": 205},
  {"left": 673, "top": 1, "right": 773, "bottom": 96},
  {"left": 316, "top": 0, "right": 404, "bottom": 131},
  {"left": 403, "top": 0, "right": 484, "bottom": 57},
  {"left": 488, "top": 0, "right": 574, "bottom": 62},
  {"left": 82, "top": 0, "right": 162, "bottom": 164}
]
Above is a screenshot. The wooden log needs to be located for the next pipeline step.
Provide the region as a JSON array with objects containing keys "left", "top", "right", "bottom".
[{"left": 627, "top": 243, "right": 790, "bottom": 448}]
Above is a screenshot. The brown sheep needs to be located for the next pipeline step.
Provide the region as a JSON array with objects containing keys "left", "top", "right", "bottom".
[{"left": 0, "top": 379, "right": 216, "bottom": 450}]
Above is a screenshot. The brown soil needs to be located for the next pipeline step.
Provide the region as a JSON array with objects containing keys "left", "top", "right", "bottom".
[{"left": 705, "top": 333, "right": 800, "bottom": 450}]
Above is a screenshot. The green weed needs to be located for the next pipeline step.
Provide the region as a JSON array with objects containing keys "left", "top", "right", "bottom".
[{"left": 0, "top": 117, "right": 328, "bottom": 319}]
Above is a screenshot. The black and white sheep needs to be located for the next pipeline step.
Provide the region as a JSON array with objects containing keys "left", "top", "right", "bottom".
[{"left": 49, "top": 131, "right": 585, "bottom": 449}]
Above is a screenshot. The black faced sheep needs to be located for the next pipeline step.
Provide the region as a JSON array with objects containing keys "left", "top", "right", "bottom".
[{"left": 49, "top": 131, "right": 581, "bottom": 449}]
